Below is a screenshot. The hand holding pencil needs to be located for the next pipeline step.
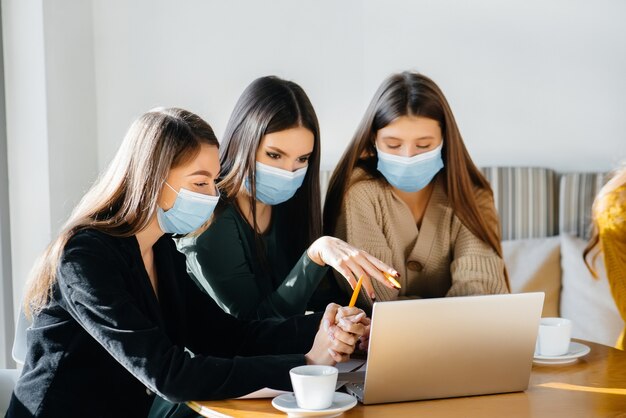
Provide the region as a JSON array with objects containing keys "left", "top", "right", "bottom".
[
  {"left": 307, "top": 236, "right": 401, "bottom": 300},
  {"left": 307, "top": 302, "right": 370, "bottom": 365}
]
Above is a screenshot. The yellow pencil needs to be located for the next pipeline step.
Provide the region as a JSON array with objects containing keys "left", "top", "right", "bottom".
[
  {"left": 348, "top": 275, "right": 364, "bottom": 307},
  {"left": 384, "top": 272, "right": 401, "bottom": 289}
]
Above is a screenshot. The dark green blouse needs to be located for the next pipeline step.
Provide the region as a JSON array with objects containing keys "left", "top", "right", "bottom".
[{"left": 177, "top": 203, "right": 331, "bottom": 320}]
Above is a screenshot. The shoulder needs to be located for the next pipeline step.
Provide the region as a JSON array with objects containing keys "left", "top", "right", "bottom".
[
  {"left": 179, "top": 203, "right": 242, "bottom": 251},
  {"left": 58, "top": 229, "right": 134, "bottom": 287},
  {"left": 344, "top": 167, "right": 389, "bottom": 203},
  {"left": 63, "top": 229, "right": 124, "bottom": 257},
  {"left": 596, "top": 184, "right": 626, "bottom": 233},
  {"left": 597, "top": 184, "right": 626, "bottom": 211}
]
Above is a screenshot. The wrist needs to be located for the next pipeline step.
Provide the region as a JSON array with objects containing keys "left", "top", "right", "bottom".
[{"left": 307, "top": 239, "right": 326, "bottom": 266}]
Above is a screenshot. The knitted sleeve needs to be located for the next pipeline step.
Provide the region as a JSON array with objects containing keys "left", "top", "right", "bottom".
[{"left": 448, "top": 189, "right": 508, "bottom": 296}]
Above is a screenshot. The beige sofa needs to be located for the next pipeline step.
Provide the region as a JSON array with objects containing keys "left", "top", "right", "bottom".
[
  {"left": 487, "top": 168, "right": 623, "bottom": 347},
  {"left": 321, "top": 167, "right": 623, "bottom": 348}
]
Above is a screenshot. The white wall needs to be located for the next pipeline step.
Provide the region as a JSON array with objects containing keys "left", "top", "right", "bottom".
[
  {"left": 92, "top": 0, "right": 626, "bottom": 172},
  {"left": 44, "top": 1, "right": 99, "bottom": 232},
  {"left": 0, "top": 0, "right": 13, "bottom": 369},
  {"left": 2, "top": 0, "right": 51, "bottom": 369},
  {"left": 1, "top": 0, "right": 98, "bottom": 367}
]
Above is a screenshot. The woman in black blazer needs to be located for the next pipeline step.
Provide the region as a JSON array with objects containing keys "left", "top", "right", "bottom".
[{"left": 6, "top": 108, "right": 367, "bottom": 418}]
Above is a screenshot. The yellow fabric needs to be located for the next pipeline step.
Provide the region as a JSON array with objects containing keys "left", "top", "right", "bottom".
[{"left": 596, "top": 184, "right": 626, "bottom": 350}]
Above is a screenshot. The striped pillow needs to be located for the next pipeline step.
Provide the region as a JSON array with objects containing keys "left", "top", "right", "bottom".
[
  {"left": 558, "top": 172, "right": 608, "bottom": 240},
  {"left": 481, "top": 167, "right": 558, "bottom": 240}
]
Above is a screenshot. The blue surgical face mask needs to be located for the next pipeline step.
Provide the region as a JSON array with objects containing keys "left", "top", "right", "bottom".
[
  {"left": 245, "top": 161, "right": 307, "bottom": 205},
  {"left": 157, "top": 182, "right": 219, "bottom": 234},
  {"left": 376, "top": 143, "right": 444, "bottom": 192}
]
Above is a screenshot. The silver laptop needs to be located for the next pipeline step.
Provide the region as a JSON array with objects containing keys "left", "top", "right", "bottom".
[{"left": 343, "top": 292, "right": 544, "bottom": 404}]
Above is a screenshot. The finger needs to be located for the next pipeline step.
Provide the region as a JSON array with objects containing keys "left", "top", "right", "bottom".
[
  {"left": 336, "top": 353, "right": 351, "bottom": 363},
  {"left": 331, "top": 326, "right": 360, "bottom": 346},
  {"left": 336, "top": 306, "right": 364, "bottom": 321},
  {"left": 328, "top": 348, "right": 347, "bottom": 363},
  {"left": 339, "top": 243, "right": 397, "bottom": 289},
  {"left": 321, "top": 303, "right": 339, "bottom": 331},
  {"left": 349, "top": 314, "right": 371, "bottom": 326},
  {"left": 353, "top": 256, "right": 396, "bottom": 289},
  {"left": 343, "top": 259, "right": 377, "bottom": 298},
  {"left": 335, "top": 307, "right": 366, "bottom": 325},
  {"left": 330, "top": 337, "right": 357, "bottom": 356},
  {"left": 332, "top": 260, "right": 358, "bottom": 289},
  {"left": 336, "top": 318, "right": 367, "bottom": 337},
  {"left": 358, "top": 338, "right": 370, "bottom": 351},
  {"left": 346, "top": 253, "right": 398, "bottom": 293},
  {"left": 363, "top": 252, "right": 400, "bottom": 279}
]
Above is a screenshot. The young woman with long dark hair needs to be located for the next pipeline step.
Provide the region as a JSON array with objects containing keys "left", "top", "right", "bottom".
[
  {"left": 176, "top": 76, "right": 398, "bottom": 320},
  {"left": 323, "top": 71, "right": 509, "bottom": 308},
  {"left": 7, "top": 108, "right": 366, "bottom": 418}
]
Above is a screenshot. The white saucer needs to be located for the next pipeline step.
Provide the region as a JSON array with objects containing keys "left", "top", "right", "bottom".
[
  {"left": 533, "top": 342, "right": 591, "bottom": 365},
  {"left": 271, "top": 392, "right": 357, "bottom": 417}
]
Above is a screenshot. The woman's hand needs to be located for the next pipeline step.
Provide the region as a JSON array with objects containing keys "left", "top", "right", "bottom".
[
  {"left": 335, "top": 306, "right": 371, "bottom": 351},
  {"left": 307, "top": 236, "right": 399, "bottom": 300},
  {"left": 305, "top": 304, "right": 370, "bottom": 365}
]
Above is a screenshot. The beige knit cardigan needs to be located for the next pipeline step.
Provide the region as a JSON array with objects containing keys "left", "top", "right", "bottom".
[{"left": 333, "top": 169, "right": 508, "bottom": 308}]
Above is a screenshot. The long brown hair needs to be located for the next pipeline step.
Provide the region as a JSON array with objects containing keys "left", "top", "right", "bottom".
[
  {"left": 24, "top": 108, "right": 218, "bottom": 317},
  {"left": 584, "top": 166, "right": 626, "bottom": 278},
  {"left": 217, "top": 76, "right": 322, "bottom": 263},
  {"left": 324, "top": 71, "right": 509, "bottom": 288}
]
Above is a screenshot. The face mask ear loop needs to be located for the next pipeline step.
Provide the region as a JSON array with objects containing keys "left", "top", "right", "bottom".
[{"left": 164, "top": 181, "right": 179, "bottom": 195}]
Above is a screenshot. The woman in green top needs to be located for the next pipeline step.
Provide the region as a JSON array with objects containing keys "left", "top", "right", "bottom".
[{"left": 177, "top": 76, "right": 399, "bottom": 320}]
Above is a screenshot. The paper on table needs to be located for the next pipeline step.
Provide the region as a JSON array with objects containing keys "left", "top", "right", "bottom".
[
  {"left": 236, "top": 387, "right": 289, "bottom": 399},
  {"left": 235, "top": 360, "right": 367, "bottom": 399}
]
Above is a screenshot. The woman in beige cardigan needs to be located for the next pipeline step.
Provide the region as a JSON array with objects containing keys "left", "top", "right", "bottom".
[{"left": 324, "top": 72, "right": 509, "bottom": 308}]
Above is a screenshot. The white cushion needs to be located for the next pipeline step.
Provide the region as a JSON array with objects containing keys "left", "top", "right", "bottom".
[
  {"left": 559, "top": 234, "right": 623, "bottom": 347},
  {"left": 502, "top": 236, "right": 561, "bottom": 317}
]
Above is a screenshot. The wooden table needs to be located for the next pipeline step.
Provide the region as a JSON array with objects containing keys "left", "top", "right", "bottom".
[{"left": 189, "top": 340, "right": 626, "bottom": 417}]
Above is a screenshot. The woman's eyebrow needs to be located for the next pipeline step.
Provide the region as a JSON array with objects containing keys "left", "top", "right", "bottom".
[
  {"left": 187, "top": 170, "right": 213, "bottom": 178},
  {"left": 381, "top": 135, "right": 435, "bottom": 141},
  {"left": 265, "top": 145, "right": 287, "bottom": 156}
]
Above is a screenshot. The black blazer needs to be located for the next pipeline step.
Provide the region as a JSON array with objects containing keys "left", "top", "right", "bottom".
[{"left": 6, "top": 230, "right": 320, "bottom": 418}]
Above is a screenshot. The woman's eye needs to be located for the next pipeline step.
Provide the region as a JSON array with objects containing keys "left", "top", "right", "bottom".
[
  {"left": 297, "top": 156, "right": 310, "bottom": 163},
  {"left": 416, "top": 144, "right": 431, "bottom": 149},
  {"left": 386, "top": 144, "right": 401, "bottom": 150},
  {"left": 194, "top": 182, "right": 209, "bottom": 187},
  {"left": 266, "top": 152, "right": 281, "bottom": 159}
]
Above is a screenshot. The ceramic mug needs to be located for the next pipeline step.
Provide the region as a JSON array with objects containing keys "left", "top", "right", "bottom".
[
  {"left": 535, "top": 317, "right": 572, "bottom": 356},
  {"left": 289, "top": 365, "right": 338, "bottom": 409}
]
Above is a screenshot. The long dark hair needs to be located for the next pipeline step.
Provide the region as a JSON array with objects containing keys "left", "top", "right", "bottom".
[
  {"left": 324, "top": 71, "right": 509, "bottom": 288},
  {"left": 217, "top": 76, "right": 322, "bottom": 264},
  {"left": 25, "top": 108, "right": 219, "bottom": 316}
]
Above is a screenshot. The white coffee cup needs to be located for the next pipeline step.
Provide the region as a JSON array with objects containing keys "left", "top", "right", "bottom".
[
  {"left": 535, "top": 317, "right": 572, "bottom": 356},
  {"left": 289, "top": 365, "right": 338, "bottom": 410}
]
